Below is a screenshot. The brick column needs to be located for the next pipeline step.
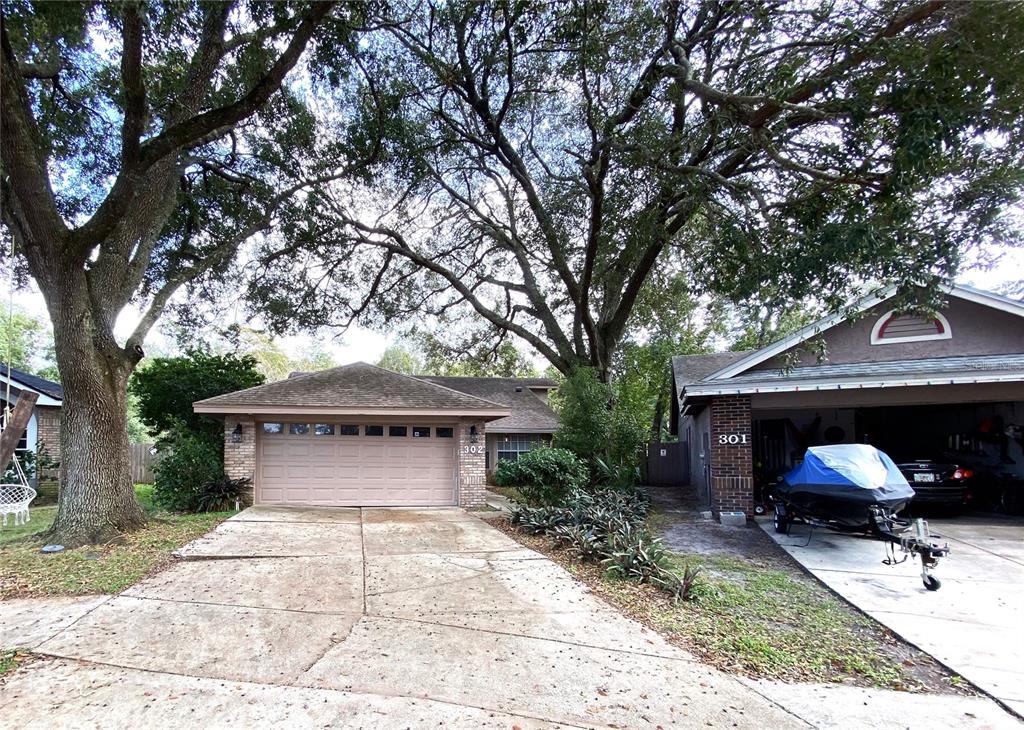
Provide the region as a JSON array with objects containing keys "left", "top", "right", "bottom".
[
  {"left": 35, "top": 405, "right": 62, "bottom": 501},
  {"left": 457, "top": 420, "right": 487, "bottom": 508},
  {"left": 224, "top": 416, "right": 256, "bottom": 506},
  {"left": 709, "top": 395, "right": 754, "bottom": 516}
]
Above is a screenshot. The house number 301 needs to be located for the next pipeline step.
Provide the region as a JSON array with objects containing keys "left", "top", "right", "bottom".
[
  {"left": 463, "top": 445, "right": 485, "bottom": 454},
  {"left": 718, "top": 434, "right": 749, "bottom": 445}
]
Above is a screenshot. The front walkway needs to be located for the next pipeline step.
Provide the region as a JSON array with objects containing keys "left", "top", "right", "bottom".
[
  {"left": 1, "top": 506, "right": 1017, "bottom": 728},
  {"left": 760, "top": 514, "right": 1024, "bottom": 719}
]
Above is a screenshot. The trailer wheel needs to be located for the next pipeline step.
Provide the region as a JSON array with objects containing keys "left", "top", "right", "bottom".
[
  {"left": 923, "top": 575, "right": 941, "bottom": 591},
  {"left": 774, "top": 505, "right": 789, "bottom": 534}
]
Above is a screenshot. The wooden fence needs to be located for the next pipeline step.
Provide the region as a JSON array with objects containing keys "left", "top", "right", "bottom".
[
  {"left": 130, "top": 443, "right": 157, "bottom": 484},
  {"left": 645, "top": 441, "right": 689, "bottom": 486}
]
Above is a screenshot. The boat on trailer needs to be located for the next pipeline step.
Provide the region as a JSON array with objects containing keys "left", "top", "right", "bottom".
[{"left": 771, "top": 444, "right": 950, "bottom": 591}]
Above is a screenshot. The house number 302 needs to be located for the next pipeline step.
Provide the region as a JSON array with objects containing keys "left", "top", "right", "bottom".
[
  {"left": 718, "top": 434, "right": 749, "bottom": 445},
  {"left": 463, "top": 445, "right": 485, "bottom": 454}
]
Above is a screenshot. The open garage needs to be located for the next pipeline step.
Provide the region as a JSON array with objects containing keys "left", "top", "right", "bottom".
[{"left": 672, "top": 284, "right": 1024, "bottom": 517}]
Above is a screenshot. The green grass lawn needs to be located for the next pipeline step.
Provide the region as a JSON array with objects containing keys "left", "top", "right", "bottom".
[{"left": 0, "top": 484, "right": 232, "bottom": 599}]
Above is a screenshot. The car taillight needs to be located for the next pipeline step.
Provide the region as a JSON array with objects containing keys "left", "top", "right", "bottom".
[{"left": 952, "top": 468, "right": 973, "bottom": 480}]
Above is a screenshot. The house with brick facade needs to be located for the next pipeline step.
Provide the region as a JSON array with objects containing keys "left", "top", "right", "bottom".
[
  {"left": 194, "top": 362, "right": 558, "bottom": 509},
  {"left": 1, "top": 364, "right": 62, "bottom": 496},
  {"left": 670, "top": 285, "right": 1024, "bottom": 518}
]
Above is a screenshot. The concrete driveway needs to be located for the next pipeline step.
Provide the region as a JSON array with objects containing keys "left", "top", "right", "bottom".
[
  {"left": 1, "top": 507, "right": 1017, "bottom": 729},
  {"left": 760, "top": 514, "right": 1024, "bottom": 718}
]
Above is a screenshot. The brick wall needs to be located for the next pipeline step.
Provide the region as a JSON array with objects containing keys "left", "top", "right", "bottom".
[
  {"left": 35, "top": 405, "right": 62, "bottom": 502},
  {"left": 709, "top": 394, "right": 754, "bottom": 516},
  {"left": 457, "top": 419, "right": 487, "bottom": 508},
  {"left": 224, "top": 416, "right": 256, "bottom": 505}
]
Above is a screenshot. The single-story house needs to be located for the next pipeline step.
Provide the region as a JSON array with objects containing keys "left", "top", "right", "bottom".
[
  {"left": 194, "top": 363, "right": 558, "bottom": 508},
  {"left": 670, "top": 284, "right": 1024, "bottom": 516},
  {"left": 0, "top": 364, "right": 62, "bottom": 494}
]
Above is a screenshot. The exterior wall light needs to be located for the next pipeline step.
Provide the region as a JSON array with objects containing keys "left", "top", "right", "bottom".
[
  {"left": 231, "top": 423, "right": 243, "bottom": 443},
  {"left": 469, "top": 425, "right": 478, "bottom": 443}
]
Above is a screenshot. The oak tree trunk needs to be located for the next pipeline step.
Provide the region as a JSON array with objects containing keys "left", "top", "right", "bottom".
[{"left": 45, "top": 292, "right": 145, "bottom": 546}]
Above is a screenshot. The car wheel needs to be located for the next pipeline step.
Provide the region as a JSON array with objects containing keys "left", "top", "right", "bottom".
[{"left": 923, "top": 575, "right": 941, "bottom": 591}]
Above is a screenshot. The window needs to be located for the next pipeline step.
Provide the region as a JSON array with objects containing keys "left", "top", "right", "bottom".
[
  {"left": 497, "top": 434, "right": 546, "bottom": 462},
  {"left": 262, "top": 422, "right": 283, "bottom": 434},
  {"left": 389, "top": 425, "right": 408, "bottom": 437},
  {"left": 289, "top": 423, "right": 310, "bottom": 435},
  {"left": 436, "top": 427, "right": 454, "bottom": 438},
  {"left": 365, "top": 425, "right": 384, "bottom": 436},
  {"left": 314, "top": 424, "right": 335, "bottom": 436},
  {"left": 412, "top": 426, "right": 431, "bottom": 438},
  {"left": 339, "top": 424, "right": 359, "bottom": 436},
  {"left": 870, "top": 309, "right": 952, "bottom": 345}
]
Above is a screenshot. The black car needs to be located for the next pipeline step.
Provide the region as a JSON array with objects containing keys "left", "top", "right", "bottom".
[{"left": 896, "top": 459, "right": 974, "bottom": 509}]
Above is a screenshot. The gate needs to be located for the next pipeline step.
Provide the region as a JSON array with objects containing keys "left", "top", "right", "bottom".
[{"left": 645, "top": 441, "right": 689, "bottom": 486}]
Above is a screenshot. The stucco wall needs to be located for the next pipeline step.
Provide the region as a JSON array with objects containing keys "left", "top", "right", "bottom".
[
  {"left": 682, "top": 409, "right": 711, "bottom": 506},
  {"left": 754, "top": 297, "right": 1024, "bottom": 371}
]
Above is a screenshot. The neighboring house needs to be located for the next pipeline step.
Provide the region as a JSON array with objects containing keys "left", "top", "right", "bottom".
[
  {"left": 0, "top": 364, "right": 62, "bottom": 494},
  {"left": 418, "top": 376, "right": 558, "bottom": 472},
  {"left": 670, "top": 285, "right": 1024, "bottom": 516},
  {"left": 194, "top": 363, "right": 559, "bottom": 509}
]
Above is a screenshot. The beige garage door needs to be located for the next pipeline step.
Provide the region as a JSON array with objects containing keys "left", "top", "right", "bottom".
[{"left": 257, "top": 422, "right": 457, "bottom": 506}]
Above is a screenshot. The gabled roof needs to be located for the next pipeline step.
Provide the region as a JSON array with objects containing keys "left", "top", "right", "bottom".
[
  {"left": 671, "top": 352, "right": 750, "bottom": 399},
  {"left": 419, "top": 376, "right": 559, "bottom": 433},
  {"left": 706, "top": 284, "right": 1024, "bottom": 383},
  {"left": 1, "top": 364, "right": 63, "bottom": 402},
  {"left": 672, "top": 284, "right": 1024, "bottom": 405},
  {"left": 194, "top": 362, "right": 510, "bottom": 417}
]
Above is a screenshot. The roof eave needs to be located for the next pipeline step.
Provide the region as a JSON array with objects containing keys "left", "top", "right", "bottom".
[
  {"left": 193, "top": 403, "right": 512, "bottom": 419},
  {"left": 683, "top": 370, "right": 1024, "bottom": 397},
  {"left": 0, "top": 372, "right": 62, "bottom": 406}
]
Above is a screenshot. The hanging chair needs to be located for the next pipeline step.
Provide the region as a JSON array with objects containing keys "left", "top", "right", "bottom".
[{"left": 0, "top": 453, "right": 35, "bottom": 527}]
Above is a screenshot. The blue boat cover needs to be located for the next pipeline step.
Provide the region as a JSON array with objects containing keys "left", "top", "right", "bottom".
[
  {"left": 786, "top": 444, "right": 911, "bottom": 491},
  {"left": 776, "top": 444, "right": 915, "bottom": 526}
]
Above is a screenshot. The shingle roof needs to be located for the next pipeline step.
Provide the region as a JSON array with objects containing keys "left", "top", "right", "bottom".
[
  {"left": 194, "top": 362, "right": 509, "bottom": 413},
  {"left": 419, "top": 376, "right": 559, "bottom": 432},
  {"left": 1, "top": 363, "right": 63, "bottom": 400},
  {"left": 685, "top": 353, "right": 1024, "bottom": 396},
  {"left": 671, "top": 352, "right": 751, "bottom": 396}
]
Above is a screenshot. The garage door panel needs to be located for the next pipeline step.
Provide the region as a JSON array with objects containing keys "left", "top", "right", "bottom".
[
  {"left": 258, "top": 424, "right": 457, "bottom": 507},
  {"left": 309, "top": 442, "right": 337, "bottom": 458},
  {"left": 261, "top": 443, "right": 286, "bottom": 458}
]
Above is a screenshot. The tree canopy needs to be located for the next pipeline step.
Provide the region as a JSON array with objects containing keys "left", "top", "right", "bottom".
[
  {"left": 0, "top": 0, "right": 371, "bottom": 543},
  {"left": 252, "top": 0, "right": 1024, "bottom": 380},
  {"left": 128, "top": 350, "right": 265, "bottom": 440},
  {"left": 0, "top": 305, "right": 58, "bottom": 380}
]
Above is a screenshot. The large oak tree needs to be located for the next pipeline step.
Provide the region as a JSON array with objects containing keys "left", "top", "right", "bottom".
[
  {"left": 0, "top": 1, "right": 371, "bottom": 544},
  {"left": 254, "top": 0, "right": 1024, "bottom": 381}
]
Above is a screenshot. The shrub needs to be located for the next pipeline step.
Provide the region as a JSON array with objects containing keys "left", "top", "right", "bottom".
[
  {"left": 510, "top": 485, "right": 699, "bottom": 601},
  {"left": 594, "top": 457, "right": 641, "bottom": 490},
  {"left": 493, "top": 447, "right": 588, "bottom": 506},
  {"left": 152, "top": 430, "right": 223, "bottom": 512},
  {"left": 196, "top": 476, "right": 251, "bottom": 513},
  {"left": 4, "top": 445, "right": 58, "bottom": 484},
  {"left": 552, "top": 367, "right": 612, "bottom": 464}
]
